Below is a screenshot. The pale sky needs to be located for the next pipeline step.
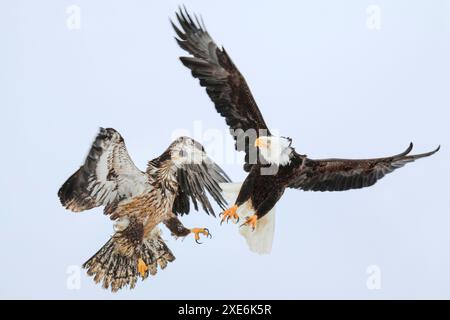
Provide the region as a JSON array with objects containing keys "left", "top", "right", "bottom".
[{"left": 0, "top": 0, "right": 449, "bottom": 299}]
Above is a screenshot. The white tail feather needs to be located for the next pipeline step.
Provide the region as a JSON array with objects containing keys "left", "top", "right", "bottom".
[{"left": 219, "top": 183, "right": 275, "bottom": 254}]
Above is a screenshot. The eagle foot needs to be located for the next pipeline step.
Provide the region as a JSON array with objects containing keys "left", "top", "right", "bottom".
[
  {"left": 241, "top": 214, "right": 258, "bottom": 231},
  {"left": 137, "top": 257, "right": 148, "bottom": 278},
  {"left": 190, "top": 228, "right": 212, "bottom": 244},
  {"left": 219, "top": 205, "right": 239, "bottom": 225}
]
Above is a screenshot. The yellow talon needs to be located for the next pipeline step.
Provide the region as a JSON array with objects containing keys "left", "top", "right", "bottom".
[
  {"left": 190, "top": 228, "right": 212, "bottom": 244},
  {"left": 137, "top": 258, "right": 148, "bottom": 277},
  {"left": 220, "top": 205, "right": 239, "bottom": 225},
  {"left": 243, "top": 214, "right": 258, "bottom": 230}
]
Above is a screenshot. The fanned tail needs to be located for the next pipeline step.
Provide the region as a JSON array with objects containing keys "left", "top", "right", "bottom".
[{"left": 83, "top": 227, "right": 175, "bottom": 292}]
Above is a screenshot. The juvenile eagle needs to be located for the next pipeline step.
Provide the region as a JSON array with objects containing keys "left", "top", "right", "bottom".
[
  {"left": 58, "top": 128, "right": 230, "bottom": 291},
  {"left": 172, "top": 8, "right": 440, "bottom": 251}
]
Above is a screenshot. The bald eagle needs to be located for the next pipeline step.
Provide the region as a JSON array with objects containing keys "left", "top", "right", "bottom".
[
  {"left": 172, "top": 8, "right": 440, "bottom": 251},
  {"left": 58, "top": 128, "right": 230, "bottom": 291}
]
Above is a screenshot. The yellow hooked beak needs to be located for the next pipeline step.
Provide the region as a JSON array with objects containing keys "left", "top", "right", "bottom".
[{"left": 255, "top": 138, "right": 267, "bottom": 148}]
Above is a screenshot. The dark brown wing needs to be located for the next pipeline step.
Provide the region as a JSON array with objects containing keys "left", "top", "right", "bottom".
[
  {"left": 172, "top": 7, "right": 270, "bottom": 171},
  {"left": 173, "top": 158, "right": 231, "bottom": 217},
  {"left": 288, "top": 143, "right": 440, "bottom": 192}
]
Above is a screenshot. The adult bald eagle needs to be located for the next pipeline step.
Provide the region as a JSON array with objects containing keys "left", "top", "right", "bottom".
[
  {"left": 58, "top": 128, "right": 230, "bottom": 291},
  {"left": 172, "top": 8, "right": 440, "bottom": 250}
]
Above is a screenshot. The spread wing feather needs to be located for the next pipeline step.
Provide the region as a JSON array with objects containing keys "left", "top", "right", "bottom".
[
  {"left": 172, "top": 7, "right": 270, "bottom": 171},
  {"left": 58, "top": 128, "right": 149, "bottom": 212},
  {"left": 289, "top": 143, "right": 440, "bottom": 192},
  {"left": 159, "top": 138, "right": 231, "bottom": 217}
]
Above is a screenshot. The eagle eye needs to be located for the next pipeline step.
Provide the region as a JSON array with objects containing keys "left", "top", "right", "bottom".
[{"left": 179, "top": 149, "right": 187, "bottom": 157}]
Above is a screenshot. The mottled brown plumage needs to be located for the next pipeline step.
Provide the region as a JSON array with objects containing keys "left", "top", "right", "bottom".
[{"left": 59, "top": 128, "right": 230, "bottom": 291}]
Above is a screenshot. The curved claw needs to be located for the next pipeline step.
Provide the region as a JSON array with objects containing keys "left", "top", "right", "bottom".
[
  {"left": 191, "top": 227, "right": 211, "bottom": 244},
  {"left": 204, "top": 228, "right": 212, "bottom": 239},
  {"left": 239, "top": 221, "right": 251, "bottom": 230},
  {"left": 240, "top": 215, "right": 258, "bottom": 231},
  {"left": 220, "top": 205, "right": 239, "bottom": 225}
]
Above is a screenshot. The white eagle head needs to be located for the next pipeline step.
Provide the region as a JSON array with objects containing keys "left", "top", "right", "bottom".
[
  {"left": 254, "top": 136, "right": 293, "bottom": 166},
  {"left": 170, "top": 136, "right": 206, "bottom": 167}
]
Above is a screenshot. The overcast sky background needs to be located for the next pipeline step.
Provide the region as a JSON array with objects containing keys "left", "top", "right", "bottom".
[{"left": 1, "top": 0, "right": 449, "bottom": 299}]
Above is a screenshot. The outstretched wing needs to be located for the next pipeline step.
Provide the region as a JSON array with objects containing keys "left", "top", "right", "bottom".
[
  {"left": 58, "top": 128, "right": 150, "bottom": 212},
  {"left": 149, "top": 137, "right": 231, "bottom": 217},
  {"left": 288, "top": 143, "right": 440, "bottom": 192},
  {"left": 172, "top": 7, "right": 270, "bottom": 171},
  {"left": 174, "top": 156, "right": 231, "bottom": 216}
]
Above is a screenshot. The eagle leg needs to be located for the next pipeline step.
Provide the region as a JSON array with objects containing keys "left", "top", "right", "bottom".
[
  {"left": 190, "top": 228, "right": 212, "bottom": 244},
  {"left": 219, "top": 205, "right": 239, "bottom": 225},
  {"left": 241, "top": 214, "right": 258, "bottom": 231}
]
